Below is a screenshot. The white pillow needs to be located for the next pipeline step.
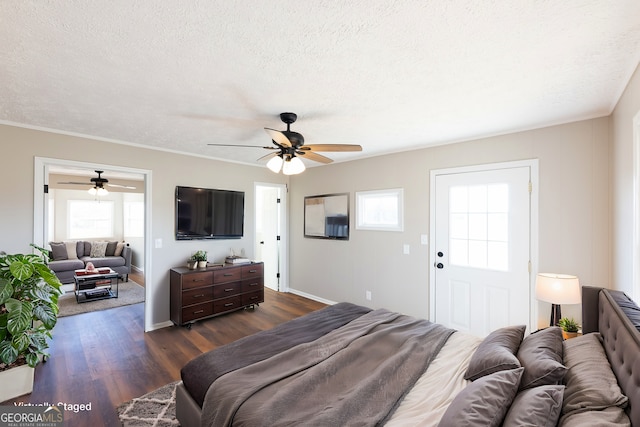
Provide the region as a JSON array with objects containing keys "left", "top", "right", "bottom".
[
  {"left": 64, "top": 241, "right": 78, "bottom": 259},
  {"left": 90, "top": 241, "right": 109, "bottom": 258},
  {"left": 114, "top": 241, "right": 125, "bottom": 257}
]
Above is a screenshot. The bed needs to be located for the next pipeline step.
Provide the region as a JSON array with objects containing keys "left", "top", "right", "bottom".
[{"left": 176, "top": 286, "right": 640, "bottom": 426}]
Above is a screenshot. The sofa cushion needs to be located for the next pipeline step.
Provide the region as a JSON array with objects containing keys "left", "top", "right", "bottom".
[
  {"left": 114, "top": 241, "right": 125, "bottom": 256},
  {"left": 90, "top": 241, "right": 109, "bottom": 257},
  {"left": 82, "top": 241, "right": 92, "bottom": 257},
  {"left": 48, "top": 259, "right": 85, "bottom": 272},
  {"left": 49, "top": 242, "right": 68, "bottom": 261},
  {"left": 105, "top": 241, "right": 118, "bottom": 256},
  {"left": 82, "top": 256, "right": 125, "bottom": 268},
  {"left": 64, "top": 241, "right": 79, "bottom": 259}
]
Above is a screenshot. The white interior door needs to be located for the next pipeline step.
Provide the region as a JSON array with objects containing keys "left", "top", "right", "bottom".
[
  {"left": 255, "top": 183, "right": 286, "bottom": 291},
  {"left": 432, "top": 164, "right": 532, "bottom": 337}
]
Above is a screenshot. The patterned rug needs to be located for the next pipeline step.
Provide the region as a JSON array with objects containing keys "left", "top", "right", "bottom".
[
  {"left": 117, "top": 381, "right": 180, "bottom": 426},
  {"left": 58, "top": 280, "right": 145, "bottom": 317}
]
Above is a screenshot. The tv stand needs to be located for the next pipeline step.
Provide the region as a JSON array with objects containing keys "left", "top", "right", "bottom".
[{"left": 169, "top": 262, "right": 264, "bottom": 327}]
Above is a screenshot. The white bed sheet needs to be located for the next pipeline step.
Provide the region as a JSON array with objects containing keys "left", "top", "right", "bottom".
[{"left": 385, "top": 330, "right": 482, "bottom": 426}]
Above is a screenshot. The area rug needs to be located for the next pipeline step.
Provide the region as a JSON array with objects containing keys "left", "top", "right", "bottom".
[
  {"left": 117, "top": 381, "right": 179, "bottom": 426},
  {"left": 57, "top": 280, "right": 145, "bottom": 317}
]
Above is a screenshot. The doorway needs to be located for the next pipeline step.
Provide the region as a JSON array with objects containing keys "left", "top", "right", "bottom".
[
  {"left": 429, "top": 160, "right": 538, "bottom": 336},
  {"left": 33, "top": 157, "right": 154, "bottom": 331},
  {"left": 254, "top": 183, "right": 288, "bottom": 292}
]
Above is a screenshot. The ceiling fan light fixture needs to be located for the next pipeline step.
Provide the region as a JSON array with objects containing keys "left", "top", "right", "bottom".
[
  {"left": 282, "top": 156, "right": 305, "bottom": 175},
  {"left": 266, "top": 155, "right": 284, "bottom": 173},
  {"left": 88, "top": 185, "right": 108, "bottom": 196}
]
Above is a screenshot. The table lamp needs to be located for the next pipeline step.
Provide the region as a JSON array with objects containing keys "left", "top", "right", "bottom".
[{"left": 535, "top": 273, "right": 581, "bottom": 327}]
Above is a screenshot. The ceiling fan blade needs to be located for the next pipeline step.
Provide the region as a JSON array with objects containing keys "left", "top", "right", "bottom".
[
  {"left": 208, "top": 143, "right": 276, "bottom": 149},
  {"left": 257, "top": 152, "right": 278, "bottom": 162},
  {"left": 299, "top": 144, "right": 363, "bottom": 152},
  {"left": 107, "top": 183, "right": 137, "bottom": 190},
  {"left": 57, "top": 181, "right": 90, "bottom": 185},
  {"left": 299, "top": 151, "right": 333, "bottom": 164},
  {"left": 264, "top": 128, "right": 292, "bottom": 148}
]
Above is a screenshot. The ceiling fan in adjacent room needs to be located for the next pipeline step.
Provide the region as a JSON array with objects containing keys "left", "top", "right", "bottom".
[
  {"left": 207, "top": 112, "right": 363, "bottom": 175},
  {"left": 57, "top": 170, "right": 137, "bottom": 195}
]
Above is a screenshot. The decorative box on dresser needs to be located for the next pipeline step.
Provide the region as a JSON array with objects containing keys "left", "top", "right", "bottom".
[{"left": 170, "top": 262, "right": 264, "bottom": 327}]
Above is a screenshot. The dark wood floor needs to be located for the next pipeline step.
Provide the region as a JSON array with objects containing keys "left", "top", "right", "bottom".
[{"left": 2, "top": 288, "right": 326, "bottom": 427}]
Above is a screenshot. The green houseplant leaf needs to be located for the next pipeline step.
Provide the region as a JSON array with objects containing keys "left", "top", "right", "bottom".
[{"left": 0, "top": 248, "right": 62, "bottom": 369}]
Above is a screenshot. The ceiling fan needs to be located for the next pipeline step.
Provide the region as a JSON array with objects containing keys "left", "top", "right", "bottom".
[
  {"left": 57, "top": 170, "right": 137, "bottom": 195},
  {"left": 207, "top": 112, "right": 363, "bottom": 175}
]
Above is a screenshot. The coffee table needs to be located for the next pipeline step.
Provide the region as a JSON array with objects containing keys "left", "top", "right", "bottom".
[{"left": 73, "top": 268, "right": 119, "bottom": 303}]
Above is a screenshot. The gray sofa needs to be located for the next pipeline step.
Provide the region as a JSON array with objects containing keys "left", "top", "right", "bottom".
[{"left": 47, "top": 240, "right": 132, "bottom": 284}]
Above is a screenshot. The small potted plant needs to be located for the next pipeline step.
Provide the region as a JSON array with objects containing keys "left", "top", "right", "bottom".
[
  {"left": 187, "top": 255, "right": 198, "bottom": 270},
  {"left": 193, "top": 250, "right": 208, "bottom": 268},
  {"left": 558, "top": 317, "right": 580, "bottom": 340}
]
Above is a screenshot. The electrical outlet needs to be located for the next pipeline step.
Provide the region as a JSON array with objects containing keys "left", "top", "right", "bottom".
[
  {"left": 366, "top": 291, "right": 372, "bottom": 301},
  {"left": 403, "top": 244, "right": 410, "bottom": 255}
]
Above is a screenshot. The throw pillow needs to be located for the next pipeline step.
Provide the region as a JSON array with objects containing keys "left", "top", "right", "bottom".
[
  {"left": 561, "top": 333, "right": 628, "bottom": 416},
  {"left": 516, "top": 326, "right": 567, "bottom": 390},
  {"left": 114, "top": 241, "right": 125, "bottom": 257},
  {"left": 464, "top": 325, "right": 526, "bottom": 381},
  {"left": 49, "top": 242, "right": 68, "bottom": 261},
  {"left": 502, "top": 385, "right": 564, "bottom": 427},
  {"left": 438, "top": 367, "right": 524, "bottom": 427},
  {"left": 105, "top": 241, "right": 118, "bottom": 256},
  {"left": 559, "top": 406, "right": 630, "bottom": 427},
  {"left": 64, "top": 241, "right": 79, "bottom": 259},
  {"left": 90, "top": 241, "right": 109, "bottom": 258}
]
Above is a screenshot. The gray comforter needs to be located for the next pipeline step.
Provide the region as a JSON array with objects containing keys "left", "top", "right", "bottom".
[{"left": 201, "top": 308, "right": 454, "bottom": 427}]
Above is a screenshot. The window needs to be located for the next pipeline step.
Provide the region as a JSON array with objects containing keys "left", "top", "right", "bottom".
[
  {"left": 449, "top": 184, "right": 509, "bottom": 271},
  {"left": 356, "top": 188, "right": 404, "bottom": 231},
  {"left": 68, "top": 200, "right": 114, "bottom": 239},
  {"left": 124, "top": 200, "right": 144, "bottom": 238}
]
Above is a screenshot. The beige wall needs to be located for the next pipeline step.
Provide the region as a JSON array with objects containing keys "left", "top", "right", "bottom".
[
  {"left": 289, "top": 117, "right": 611, "bottom": 327},
  {"left": 611, "top": 63, "right": 640, "bottom": 298},
  {"left": 0, "top": 125, "right": 288, "bottom": 329},
  {"left": 4, "top": 69, "right": 639, "bottom": 330}
]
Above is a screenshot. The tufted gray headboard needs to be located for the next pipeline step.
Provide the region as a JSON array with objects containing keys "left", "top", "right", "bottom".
[{"left": 582, "top": 286, "right": 640, "bottom": 426}]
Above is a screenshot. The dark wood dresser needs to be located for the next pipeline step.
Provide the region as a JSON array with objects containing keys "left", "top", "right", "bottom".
[{"left": 170, "top": 262, "right": 264, "bottom": 327}]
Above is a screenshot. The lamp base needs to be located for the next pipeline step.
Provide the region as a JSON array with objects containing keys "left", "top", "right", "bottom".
[{"left": 550, "top": 304, "right": 561, "bottom": 327}]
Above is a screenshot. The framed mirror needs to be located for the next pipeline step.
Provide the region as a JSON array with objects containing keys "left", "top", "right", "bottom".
[{"left": 304, "top": 193, "right": 349, "bottom": 240}]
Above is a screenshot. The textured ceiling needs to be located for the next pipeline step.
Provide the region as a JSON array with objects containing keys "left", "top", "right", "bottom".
[{"left": 2, "top": 1, "right": 640, "bottom": 168}]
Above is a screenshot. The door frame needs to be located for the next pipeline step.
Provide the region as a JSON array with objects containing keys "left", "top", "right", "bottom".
[
  {"left": 33, "top": 157, "right": 153, "bottom": 331},
  {"left": 254, "top": 182, "right": 288, "bottom": 292},
  {"left": 429, "top": 159, "right": 539, "bottom": 331}
]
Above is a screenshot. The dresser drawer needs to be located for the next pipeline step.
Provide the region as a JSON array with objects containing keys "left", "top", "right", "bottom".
[
  {"left": 182, "top": 271, "right": 213, "bottom": 290},
  {"left": 213, "top": 295, "right": 242, "bottom": 313},
  {"left": 182, "top": 286, "right": 214, "bottom": 306},
  {"left": 213, "top": 282, "right": 242, "bottom": 299},
  {"left": 242, "top": 264, "right": 263, "bottom": 279},
  {"left": 182, "top": 302, "right": 214, "bottom": 322},
  {"left": 213, "top": 268, "right": 242, "bottom": 284},
  {"left": 241, "top": 277, "right": 262, "bottom": 293},
  {"left": 242, "top": 289, "right": 264, "bottom": 306}
]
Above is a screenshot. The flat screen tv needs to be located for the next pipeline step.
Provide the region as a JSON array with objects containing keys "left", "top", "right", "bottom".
[{"left": 175, "top": 186, "right": 244, "bottom": 240}]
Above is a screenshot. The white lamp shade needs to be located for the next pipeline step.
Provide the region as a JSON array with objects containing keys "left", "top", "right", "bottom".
[
  {"left": 535, "top": 273, "right": 581, "bottom": 304},
  {"left": 282, "top": 156, "right": 306, "bottom": 175},
  {"left": 266, "top": 156, "right": 283, "bottom": 173},
  {"left": 88, "top": 187, "right": 97, "bottom": 196}
]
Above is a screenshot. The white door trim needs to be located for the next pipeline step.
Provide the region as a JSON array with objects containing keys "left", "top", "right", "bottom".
[
  {"left": 33, "top": 157, "right": 154, "bottom": 331},
  {"left": 429, "top": 159, "right": 539, "bottom": 331},
  {"left": 633, "top": 110, "right": 640, "bottom": 303}
]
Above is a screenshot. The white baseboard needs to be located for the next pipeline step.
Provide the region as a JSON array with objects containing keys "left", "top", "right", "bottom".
[
  {"left": 287, "top": 288, "right": 337, "bottom": 306},
  {"left": 147, "top": 320, "right": 174, "bottom": 332}
]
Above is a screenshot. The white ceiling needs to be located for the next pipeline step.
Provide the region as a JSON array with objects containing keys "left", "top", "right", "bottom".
[{"left": 2, "top": 1, "right": 640, "bottom": 168}]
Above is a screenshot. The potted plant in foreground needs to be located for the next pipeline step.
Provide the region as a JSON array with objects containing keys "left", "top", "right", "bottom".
[
  {"left": 558, "top": 317, "right": 580, "bottom": 340},
  {"left": 0, "top": 247, "right": 62, "bottom": 401}
]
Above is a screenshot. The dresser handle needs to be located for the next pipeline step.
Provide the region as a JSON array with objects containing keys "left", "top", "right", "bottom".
[
  {"left": 224, "top": 302, "right": 234, "bottom": 307},
  {"left": 249, "top": 269, "right": 257, "bottom": 273},
  {"left": 193, "top": 279, "right": 205, "bottom": 282},
  {"left": 193, "top": 309, "right": 204, "bottom": 314},
  {"left": 248, "top": 282, "right": 257, "bottom": 287},
  {"left": 223, "top": 273, "right": 234, "bottom": 277},
  {"left": 193, "top": 294, "right": 205, "bottom": 298},
  {"left": 224, "top": 288, "right": 234, "bottom": 292}
]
